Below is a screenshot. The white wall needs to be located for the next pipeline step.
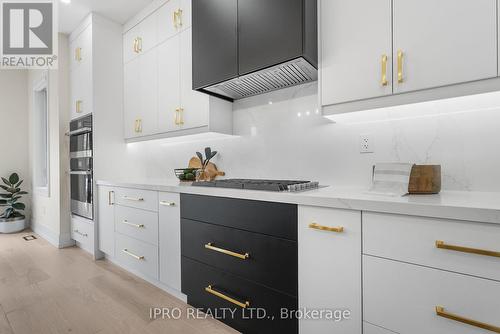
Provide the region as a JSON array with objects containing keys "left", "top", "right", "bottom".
[
  {"left": 28, "top": 34, "right": 71, "bottom": 247},
  {"left": 0, "top": 70, "right": 30, "bottom": 219},
  {"left": 98, "top": 82, "right": 500, "bottom": 192}
]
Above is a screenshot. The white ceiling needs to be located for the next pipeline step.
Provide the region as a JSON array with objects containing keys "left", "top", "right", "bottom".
[{"left": 59, "top": 0, "right": 154, "bottom": 34}]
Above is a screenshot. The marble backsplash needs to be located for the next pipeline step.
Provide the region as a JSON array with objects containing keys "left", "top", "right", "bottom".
[{"left": 107, "top": 82, "right": 500, "bottom": 192}]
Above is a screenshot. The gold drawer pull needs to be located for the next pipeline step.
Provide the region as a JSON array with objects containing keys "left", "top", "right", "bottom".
[
  {"left": 122, "top": 196, "right": 144, "bottom": 202},
  {"left": 397, "top": 50, "right": 404, "bottom": 83},
  {"left": 122, "top": 249, "right": 145, "bottom": 260},
  {"left": 160, "top": 201, "right": 176, "bottom": 206},
  {"left": 108, "top": 191, "right": 114, "bottom": 205},
  {"left": 205, "top": 285, "right": 250, "bottom": 309},
  {"left": 436, "top": 306, "right": 500, "bottom": 333},
  {"left": 76, "top": 100, "right": 83, "bottom": 113},
  {"left": 435, "top": 240, "right": 500, "bottom": 258},
  {"left": 75, "top": 47, "right": 82, "bottom": 61},
  {"left": 205, "top": 243, "right": 249, "bottom": 260},
  {"left": 381, "top": 54, "right": 388, "bottom": 86},
  {"left": 309, "top": 222, "right": 344, "bottom": 233},
  {"left": 121, "top": 220, "right": 145, "bottom": 228}
]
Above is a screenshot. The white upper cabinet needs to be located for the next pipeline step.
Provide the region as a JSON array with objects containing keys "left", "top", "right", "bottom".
[
  {"left": 157, "top": 35, "right": 181, "bottom": 133},
  {"left": 320, "top": 0, "right": 392, "bottom": 105},
  {"left": 123, "top": 0, "right": 232, "bottom": 141},
  {"left": 320, "top": 0, "right": 499, "bottom": 114},
  {"left": 69, "top": 23, "right": 93, "bottom": 120},
  {"left": 179, "top": 28, "right": 209, "bottom": 130},
  {"left": 393, "top": 0, "right": 497, "bottom": 94}
]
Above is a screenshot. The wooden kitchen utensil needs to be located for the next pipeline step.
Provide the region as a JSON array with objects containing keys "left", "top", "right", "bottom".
[
  {"left": 188, "top": 157, "right": 225, "bottom": 181},
  {"left": 408, "top": 165, "right": 441, "bottom": 194}
]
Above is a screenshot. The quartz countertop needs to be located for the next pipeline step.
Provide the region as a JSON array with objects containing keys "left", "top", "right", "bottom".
[{"left": 96, "top": 179, "right": 500, "bottom": 224}]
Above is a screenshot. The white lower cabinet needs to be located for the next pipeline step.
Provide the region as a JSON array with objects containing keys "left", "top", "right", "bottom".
[
  {"left": 115, "top": 205, "right": 159, "bottom": 246},
  {"left": 298, "top": 205, "right": 362, "bottom": 334},
  {"left": 115, "top": 233, "right": 159, "bottom": 280},
  {"left": 363, "top": 322, "right": 395, "bottom": 334},
  {"left": 364, "top": 256, "right": 500, "bottom": 334},
  {"left": 71, "top": 216, "right": 95, "bottom": 253},
  {"left": 97, "top": 186, "right": 115, "bottom": 256},
  {"left": 158, "top": 192, "right": 181, "bottom": 291}
]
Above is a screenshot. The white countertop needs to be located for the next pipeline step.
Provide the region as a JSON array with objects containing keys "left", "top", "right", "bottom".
[{"left": 96, "top": 179, "right": 500, "bottom": 224}]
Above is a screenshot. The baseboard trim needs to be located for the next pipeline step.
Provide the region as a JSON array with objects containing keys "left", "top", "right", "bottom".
[{"left": 30, "top": 222, "right": 75, "bottom": 249}]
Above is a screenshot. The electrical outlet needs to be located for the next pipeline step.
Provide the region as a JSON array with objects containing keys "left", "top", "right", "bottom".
[{"left": 359, "top": 134, "right": 374, "bottom": 153}]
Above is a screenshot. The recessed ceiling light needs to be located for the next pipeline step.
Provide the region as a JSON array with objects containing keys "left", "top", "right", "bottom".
[{"left": 60, "top": 0, "right": 71, "bottom": 4}]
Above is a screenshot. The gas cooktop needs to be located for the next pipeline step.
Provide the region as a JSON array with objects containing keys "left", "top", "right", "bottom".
[{"left": 191, "top": 179, "right": 320, "bottom": 192}]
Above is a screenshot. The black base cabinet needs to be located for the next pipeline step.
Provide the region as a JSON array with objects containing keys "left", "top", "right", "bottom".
[{"left": 180, "top": 194, "right": 298, "bottom": 334}]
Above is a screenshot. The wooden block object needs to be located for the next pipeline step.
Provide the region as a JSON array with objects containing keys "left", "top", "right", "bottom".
[
  {"left": 188, "top": 157, "right": 225, "bottom": 181},
  {"left": 408, "top": 165, "right": 441, "bottom": 194}
]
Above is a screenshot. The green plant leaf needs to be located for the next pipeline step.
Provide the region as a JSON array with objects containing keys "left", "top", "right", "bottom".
[
  {"left": 0, "top": 185, "right": 9, "bottom": 191},
  {"left": 17, "top": 191, "right": 28, "bottom": 195},
  {"left": 0, "top": 199, "right": 7, "bottom": 205},
  {"left": 9, "top": 173, "right": 19, "bottom": 185},
  {"left": 7, "top": 188, "right": 19, "bottom": 194},
  {"left": 196, "top": 152, "right": 204, "bottom": 164},
  {"left": 3, "top": 208, "right": 13, "bottom": 219},
  {"left": 1, "top": 177, "right": 10, "bottom": 186},
  {"left": 15, "top": 180, "right": 23, "bottom": 188},
  {"left": 12, "top": 202, "right": 25, "bottom": 210},
  {"left": 11, "top": 196, "right": 21, "bottom": 201},
  {"left": 0, "top": 193, "right": 12, "bottom": 198}
]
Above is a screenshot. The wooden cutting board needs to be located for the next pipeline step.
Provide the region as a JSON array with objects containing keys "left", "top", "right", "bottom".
[
  {"left": 188, "top": 157, "right": 225, "bottom": 181},
  {"left": 408, "top": 165, "right": 441, "bottom": 194}
]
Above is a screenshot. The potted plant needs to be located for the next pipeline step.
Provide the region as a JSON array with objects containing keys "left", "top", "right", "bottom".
[{"left": 0, "top": 173, "right": 28, "bottom": 234}]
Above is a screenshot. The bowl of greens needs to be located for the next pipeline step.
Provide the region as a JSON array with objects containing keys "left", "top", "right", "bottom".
[{"left": 174, "top": 168, "right": 199, "bottom": 182}]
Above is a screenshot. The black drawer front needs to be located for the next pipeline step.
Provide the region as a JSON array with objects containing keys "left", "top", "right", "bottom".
[
  {"left": 180, "top": 194, "right": 297, "bottom": 241},
  {"left": 182, "top": 257, "right": 298, "bottom": 334},
  {"left": 182, "top": 218, "right": 297, "bottom": 296}
]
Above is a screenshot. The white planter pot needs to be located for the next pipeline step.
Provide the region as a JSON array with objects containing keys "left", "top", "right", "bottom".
[{"left": 0, "top": 216, "right": 26, "bottom": 234}]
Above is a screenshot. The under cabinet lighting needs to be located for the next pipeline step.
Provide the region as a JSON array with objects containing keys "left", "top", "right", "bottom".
[{"left": 60, "top": 0, "right": 71, "bottom": 4}]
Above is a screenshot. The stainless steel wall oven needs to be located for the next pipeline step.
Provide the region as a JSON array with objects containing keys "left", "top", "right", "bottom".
[{"left": 69, "top": 115, "right": 93, "bottom": 220}]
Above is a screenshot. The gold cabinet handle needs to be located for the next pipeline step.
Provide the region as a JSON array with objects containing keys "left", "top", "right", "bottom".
[
  {"left": 122, "top": 195, "right": 144, "bottom": 202},
  {"left": 309, "top": 222, "right": 344, "bottom": 233},
  {"left": 174, "top": 108, "right": 180, "bottom": 125},
  {"left": 133, "top": 38, "right": 138, "bottom": 53},
  {"left": 73, "top": 229, "right": 88, "bottom": 237},
  {"left": 381, "top": 54, "right": 388, "bottom": 86},
  {"left": 75, "top": 47, "right": 82, "bottom": 62},
  {"left": 205, "top": 242, "right": 250, "bottom": 260},
  {"left": 173, "top": 9, "right": 183, "bottom": 28},
  {"left": 108, "top": 191, "right": 114, "bottom": 205},
  {"left": 160, "top": 201, "right": 176, "bottom": 206},
  {"left": 179, "top": 107, "right": 184, "bottom": 125},
  {"left": 177, "top": 9, "right": 183, "bottom": 27},
  {"left": 137, "top": 37, "right": 142, "bottom": 52},
  {"left": 134, "top": 119, "right": 142, "bottom": 133},
  {"left": 173, "top": 10, "right": 178, "bottom": 28},
  {"left": 205, "top": 285, "right": 250, "bottom": 309},
  {"left": 435, "top": 240, "right": 500, "bottom": 258},
  {"left": 121, "top": 220, "right": 145, "bottom": 228},
  {"left": 122, "top": 249, "right": 145, "bottom": 260},
  {"left": 76, "top": 100, "right": 83, "bottom": 113},
  {"left": 436, "top": 306, "right": 500, "bottom": 333},
  {"left": 397, "top": 50, "right": 404, "bottom": 83}
]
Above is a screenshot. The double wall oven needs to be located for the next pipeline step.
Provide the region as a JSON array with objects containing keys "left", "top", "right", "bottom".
[{"left": 69, "top": 115, "right": 93, "bottom": 220}]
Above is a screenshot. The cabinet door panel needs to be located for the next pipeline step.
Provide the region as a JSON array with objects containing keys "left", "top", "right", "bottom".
[
  {"left": 139, "top": 12, "right": 158, "bottom": 54},
  {"left": 320, "top": 0, "right": 392, "bottom": 106},
  {"left": 124, "top": 57, "right": 141, "bottom": 138},
  {"left": 157, "top": 36, "right": 180, "bottom": 133},
  {"left": 123, "top": 25, "right": 140, "bottom": 64},
  {"left": 238, "top": 0, "right": 303, "bottom": 75},
  {"left": 98, "top": 186, "right": 115, "bottom": 256},
  {"left": 393, "top": 0, "right": 497, "bottom": 93},
  {"left": 159, "top": 192, "right": 181, "bottom": 291},
  {"left": 180, "top": 28, "right": 209, "bottom": 129},
  {"left": 298, "top": 206, "right": 362, "bottom": 334},
  {"left": 179, "top": 0, "right": 192, "bottom": 30},
  {"left": 139, "top": 49, "right": 159, "bottom": 136},
  {"left": 192, "top": 0, "right": 238, "bottom": 88},
  {"left": 157, "top": 0, "right": 180, "bottom": 44}
]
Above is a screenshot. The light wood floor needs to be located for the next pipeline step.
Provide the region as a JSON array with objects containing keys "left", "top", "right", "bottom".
[{"left": 0, "top": 230, "right": 238, "bottom": 334}]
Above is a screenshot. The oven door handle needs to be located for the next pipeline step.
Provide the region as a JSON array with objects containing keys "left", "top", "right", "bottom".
[
  {"left": 66, "top": 127, "right": 92, "bottom": 137},
  {"left": 69, "top": 171, "right": 92, "bottom": 175}
]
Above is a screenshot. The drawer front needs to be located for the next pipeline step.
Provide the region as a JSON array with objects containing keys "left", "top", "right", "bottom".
[
  {"left": 115, "top": 233, "right": 158, "bottom": 280},
  {"left": 71, "top": 217, "right": 94, "bottom": 247},
  {"left": 363, "top": 212, "right": 500, "bottom": 281},
  {"left": 182, "top": 257, "right": 298, "bottom": 334},
  {"left": 180, "top": 194, "right": 297, "bottom": 240},
  {"left": 115, "top": 205, "right": 158, "bottom": 246},
  {"left": 114, "top": 187, "right": 158, "bottom": 212},
  {"left": 364, "top": 256, "right": 500, "bottom": 334},
  {"left": 298, "top": 206, "right": 362, "bottom": 334},
  {"left": 181, "top": 218, "right": 297, "bottom": 296}
]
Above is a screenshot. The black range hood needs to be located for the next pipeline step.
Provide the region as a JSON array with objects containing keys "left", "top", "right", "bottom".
[{"left": 192, "top": 0, "right": 318, "bottom": 101}]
